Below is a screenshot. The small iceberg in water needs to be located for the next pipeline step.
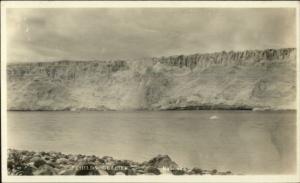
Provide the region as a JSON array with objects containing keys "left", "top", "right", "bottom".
[{"left": 209, "top": 115, "right": 219, "bottom": 120}]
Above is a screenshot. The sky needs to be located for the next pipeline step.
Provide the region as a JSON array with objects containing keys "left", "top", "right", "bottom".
[{"left": 6, "top": 8, "right": 296, "bottom": 63}]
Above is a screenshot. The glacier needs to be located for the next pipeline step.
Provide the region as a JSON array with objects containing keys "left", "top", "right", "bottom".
[{"left": 7, "top": 48, "right": 296, "bottom": 111}]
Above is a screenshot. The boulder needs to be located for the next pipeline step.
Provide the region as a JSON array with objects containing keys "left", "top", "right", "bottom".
[
  {"left": 146, "top": 155, "right": 178, "bottom": 169},
  {"left": 56, "top": 158, "right": 69, "bottom": 165},
  {"left": 43, "top": 155, "right": 51, "bottom": 161},
  {"left": 86, "top": 155, "right": 97, "bottom": 162},
  {"left": 102, "top": 156, "right": 114, "bottom": 162},
  {"left": 33, "top": 164, "right": 57, "bottom": 175},
  {"left": 13, "top": 165, "right": 34, "bottom": 175},
  {"left": 7, "top": 160, "right": 14, "bottom": 172},
  {"left": 106, "top": 169, "right": 116, "bottom": 175},
  {"left": 32, "top": 158, "right": 46, "bottom": 168},
  {"left": 135, "top": 168, "right": 146, "bottom": 175},
  {"left": 146, "top": 167, "right": 161, "bottom": 175},
  {"left": 21, "top": 155, "right": 31, "bottom": 163},
  {"left": 38, "top": 151, "right": 49, "bottom": 156},
  {"left": 74, "top": 154, "right": 85, "bottom": 161},
  {"left": 114, "top": 160, "right": 131, "bottom": 167},
  {"left": 211, "top": 169, "right": 218, "bottom": 175},
  {"left": 30, "top": 156, "right": 42, "bottom": 163},
  {"left": 75, "top": 163, "right": 100, "bottom": 175},
  {"left": 190, "top": 167, "right": 203, "bottom": 175},
  {"left": 125, "top": 168, "right": 136, "bottom": 175},
  {"left": 95, "top": 159, "right": 105, "bottom": 165},
  {"left": 171, "top": 169, "right": 185, "bottom": 175}
]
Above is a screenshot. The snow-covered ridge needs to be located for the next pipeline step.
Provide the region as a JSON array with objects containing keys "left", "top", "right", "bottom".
[{"left": 7, "top": 48, "right": 296, "bottom": 111}]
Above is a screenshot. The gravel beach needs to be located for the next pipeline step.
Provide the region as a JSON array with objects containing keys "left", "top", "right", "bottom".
[{"left": 7, "top": 149, "right": 232, "bottom": 176}]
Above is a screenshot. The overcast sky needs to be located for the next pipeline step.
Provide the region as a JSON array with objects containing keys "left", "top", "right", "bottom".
[{"left": 6, "top": 8, "right": 296, "bottom": 63}]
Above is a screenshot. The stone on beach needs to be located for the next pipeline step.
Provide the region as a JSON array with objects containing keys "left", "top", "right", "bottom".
[
  {"left": 7, "top": 149, "right": 233, "bottom": 176},
  {"left": 190, "top": 167, "right": 204, "bottom": 175},
  {"left": 75, "top": 163, "right": 100, "bottom": 175},
  {"left": 56, "top": 158, "right": 69, "bottom": 164},
  {"left": 32, "top": 158, "right": 46, "bottom": 168},
  {"left": 145, "top": 167, "right": 161, "bottom": 175},
  {"left": 171, "top": 169, "right": 185, "bottom": 175},
  {"left": 33, "top": 164, "right": 57, "bottom": 175}
]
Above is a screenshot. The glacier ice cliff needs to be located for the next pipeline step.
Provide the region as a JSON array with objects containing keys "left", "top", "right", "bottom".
[{"left": 7, "top": 48, "right": 296, "bottom": 111}]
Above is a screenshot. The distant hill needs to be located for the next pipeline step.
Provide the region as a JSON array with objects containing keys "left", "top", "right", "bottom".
[{"left": 7, "top": 48, "right": 296, "bottom": 111}]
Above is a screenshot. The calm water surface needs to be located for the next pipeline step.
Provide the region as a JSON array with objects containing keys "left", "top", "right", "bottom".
[{"left": 7, "top": 110, "right": 296, "bottom": 174}]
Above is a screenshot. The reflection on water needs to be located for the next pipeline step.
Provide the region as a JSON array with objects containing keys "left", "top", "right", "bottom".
[{"left": 7, "top": 110, "right": 296, "bottom": 174}]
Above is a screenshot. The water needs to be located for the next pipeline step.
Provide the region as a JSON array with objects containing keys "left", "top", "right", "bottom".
[{"left": 7, "top": 110, "right": 296, "bottom": 174}]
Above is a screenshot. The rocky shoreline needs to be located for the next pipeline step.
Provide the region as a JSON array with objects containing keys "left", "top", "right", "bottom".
[{"left": 8, "top": 149, "right": 232, "bottom": 176}]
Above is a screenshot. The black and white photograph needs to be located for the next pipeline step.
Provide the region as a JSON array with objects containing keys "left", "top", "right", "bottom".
[{"left": 1, "top": 1, "right": 299, "bottom": 182}]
